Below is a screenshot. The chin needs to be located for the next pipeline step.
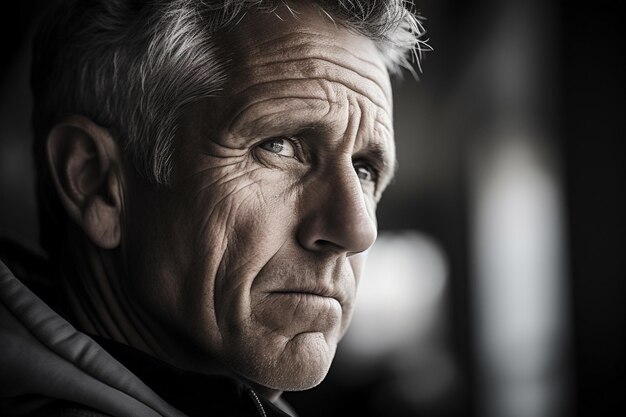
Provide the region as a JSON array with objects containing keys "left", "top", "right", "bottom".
[{"left": 231, "top": 332, "right": 338, "bottom": 391}]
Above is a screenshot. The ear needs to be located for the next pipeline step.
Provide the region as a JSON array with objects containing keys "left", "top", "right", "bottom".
[{"left": 47, "top": 116, "right": 124, "bottom": 249}]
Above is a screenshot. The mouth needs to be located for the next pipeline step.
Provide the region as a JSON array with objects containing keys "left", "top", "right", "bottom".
[
  {"left": 268, "top": 288, "right": 344, "bottom": 316},
  {"left": 266, "top": 290, "right": 342, "bottom": 315},
  {"left": 271, "top": 288, "right": 340, "bottom": 303},
  {"left": 256, "top": 290, "right": 343, "bottom": 334}
]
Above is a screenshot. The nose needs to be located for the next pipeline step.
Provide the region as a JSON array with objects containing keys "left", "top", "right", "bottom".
[{"left": 297, "top": 165, "right": 377, "bottom": 256}]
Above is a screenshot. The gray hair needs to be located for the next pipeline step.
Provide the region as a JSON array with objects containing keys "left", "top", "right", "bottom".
[{"left": 31, "top": 0, "right": 428, "bottom": 253}]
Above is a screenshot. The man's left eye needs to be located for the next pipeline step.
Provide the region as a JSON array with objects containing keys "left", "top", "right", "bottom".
[
  {"left": 258, "top": 138, "right": 295, "bottom": 157},
  {"left": 354, "top": 163, "right": 377, "bottom": 182}
]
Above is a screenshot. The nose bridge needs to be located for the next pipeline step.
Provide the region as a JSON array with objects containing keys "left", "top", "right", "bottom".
[{"left": 298, "top": 162, "right": 377, "bottom": 255}]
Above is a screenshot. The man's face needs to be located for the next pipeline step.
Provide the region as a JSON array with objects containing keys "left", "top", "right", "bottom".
[{"left": 124, "top": 7, "right": 395, "bottom": 391}]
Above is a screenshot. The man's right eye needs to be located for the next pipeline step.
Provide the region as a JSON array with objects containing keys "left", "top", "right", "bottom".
[{"left": 258, "top": 138, "right": 296, "bottom": 158}]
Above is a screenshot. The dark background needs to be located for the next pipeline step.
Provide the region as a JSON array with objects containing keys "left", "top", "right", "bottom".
[{"left": 1, "top": 1, "right": 623, "bottom": 416}]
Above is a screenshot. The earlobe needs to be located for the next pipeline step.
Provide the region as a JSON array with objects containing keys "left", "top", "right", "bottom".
[{"left": 47, "top": 116, "right": 123, "bottom": 249}]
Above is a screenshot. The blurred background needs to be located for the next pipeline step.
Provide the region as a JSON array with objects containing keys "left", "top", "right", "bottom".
[{"left": 1, "top": 1, "right": 623, "bottom": 416}]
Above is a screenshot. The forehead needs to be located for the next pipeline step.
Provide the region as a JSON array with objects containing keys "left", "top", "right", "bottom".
[{"left": 219, "top": 5, "right": 393, "bottom": 106}]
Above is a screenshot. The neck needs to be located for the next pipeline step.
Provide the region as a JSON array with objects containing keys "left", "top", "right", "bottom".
[{"left": 59, "top": 237, "right": 164, "bottom": 357}]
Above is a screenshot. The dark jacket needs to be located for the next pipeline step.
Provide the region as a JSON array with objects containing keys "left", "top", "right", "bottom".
[{"left": 0, "top": 242, "right": 294, "bottom": 417}]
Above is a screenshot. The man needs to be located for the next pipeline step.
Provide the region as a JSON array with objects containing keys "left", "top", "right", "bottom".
[{"left": 0, "top": 0, "right": 427, "bottom": 416}]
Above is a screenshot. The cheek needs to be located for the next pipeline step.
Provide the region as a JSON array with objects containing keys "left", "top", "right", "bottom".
[
  {"left": 187, "top": 163, "right": 299, "bottom": 266},
  {"left": 127, "top": 163, "right": 301, "bottom": 356},
  {"left": 206, "top": 172, "right": 300, "bottom": 268},
  {"left": 189, "top": 168, "right": 301, "bottom": 334}
]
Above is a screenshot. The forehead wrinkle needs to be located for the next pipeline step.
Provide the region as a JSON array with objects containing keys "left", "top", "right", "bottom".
[
  {"left": 231, "top": 57, "right": 389, "bottom": 111},
  {"left": 248, "top": 31, "right": 387, "bottom": 77},
  {"left": 340, "top": 94, "right": 363, "bottom": 153},
  {"left": 226, "top": 25, "right": 392, "bottom": 101},
  {"left": 227, "top": 97, "right": 332, "bottom": 139},
  {"left": 247, "top": 35, "right": 389, "bottom": 85},
  {"left": 375, "top": 112, "right": 394, "bottom": 136},
  {"left": 224, "top": 79, "right": 391, "bottom": 139},
  {"left": 225, "top": 95, "right": 331, "bottom": 140},
  {"left": 351, "top": 95, "right": 392, "bottom": 164},
  {"left": 347, "top": 96, "right": 395, "bottom": 172},
  {"left": 309, "top": 90, "right": 392, "bottom": 168},
  {"left": 230, "top": 75, "right": 386, "bottom": 115}
]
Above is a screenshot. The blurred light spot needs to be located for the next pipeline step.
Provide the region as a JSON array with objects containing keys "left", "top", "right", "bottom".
[
  {"left": 343, "top": 230, "right": 447, "bottom": 359},
  {"left": 472, "top": 137, "right": 569, "bottom": 417}
]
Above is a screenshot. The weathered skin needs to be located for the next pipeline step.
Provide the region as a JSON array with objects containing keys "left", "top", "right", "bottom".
[{"left": 75, "top": 5, "right": 396, "bottom": 400}]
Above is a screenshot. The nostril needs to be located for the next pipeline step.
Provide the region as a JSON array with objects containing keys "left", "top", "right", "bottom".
[{"left": 313, "top": 239, "right": 340, "bottom": 251}]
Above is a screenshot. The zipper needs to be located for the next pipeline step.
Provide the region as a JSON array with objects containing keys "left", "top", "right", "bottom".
[{"left": 248, "top": 388, "right": 267, "bottom": 417}]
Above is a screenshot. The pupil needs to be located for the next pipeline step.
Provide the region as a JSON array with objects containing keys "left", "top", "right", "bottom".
[{"left": 271, "top": 140, "right": 284, "bottom": 153}]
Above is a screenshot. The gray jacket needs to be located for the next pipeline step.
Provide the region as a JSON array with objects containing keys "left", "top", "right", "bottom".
[{"left": 0, "top": 259, "right": 187, "bottom": 417}]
